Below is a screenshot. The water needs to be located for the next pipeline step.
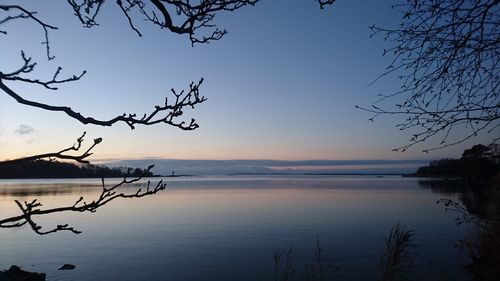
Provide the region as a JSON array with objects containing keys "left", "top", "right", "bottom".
[{"left": 0, "top": 176, "right": 471, "bottom": 280}]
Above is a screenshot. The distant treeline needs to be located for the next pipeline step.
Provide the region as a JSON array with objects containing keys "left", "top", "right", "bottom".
[
  {"left": 415, "top": 144, "right": 500, "bottom": 179},
  {"left": 0, "top": 159, "right": 154, "bottom": 179}
]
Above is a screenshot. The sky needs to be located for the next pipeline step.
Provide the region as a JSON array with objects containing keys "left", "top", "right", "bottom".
[{"left": 0, "top": 0, "right": 495, "bottom": 162}]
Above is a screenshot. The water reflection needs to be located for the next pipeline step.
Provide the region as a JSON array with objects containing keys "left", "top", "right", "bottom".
[
  {"left": 418, "top": 179, "right": 500, "bottom": 221},
  {"left": 0, "top": 184, "right": 97, "bottom": 197},
  {"left": 418, "top": 178, "right": 500, "bottom": 279},
  {"left": 0, "top": 180, "right": 148, "bottom": 198},
  {"left": 0, "top": 176, "right": 472, "bottom": 281}
]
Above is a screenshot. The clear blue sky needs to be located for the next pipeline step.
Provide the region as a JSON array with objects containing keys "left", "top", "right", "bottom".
[{"left": 0, "top": 0, "right": 493, "bottom": 161}]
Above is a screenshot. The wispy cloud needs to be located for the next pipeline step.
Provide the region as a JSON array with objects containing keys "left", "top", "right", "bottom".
[{"left": 14, "top": 124, "right": 35, "bottom": 136}]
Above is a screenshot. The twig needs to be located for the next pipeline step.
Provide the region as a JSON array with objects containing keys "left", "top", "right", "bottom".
[
  {"left": 0, "top": 132, "right": 101, "bottom": 166},
  {"left": 0, "top": 165, "right": 165, "bottom": 235}
]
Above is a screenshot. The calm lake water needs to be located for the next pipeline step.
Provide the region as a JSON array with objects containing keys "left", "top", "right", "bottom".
[{"left": 0, "top": 176, "right": 472, "bottom": 280}]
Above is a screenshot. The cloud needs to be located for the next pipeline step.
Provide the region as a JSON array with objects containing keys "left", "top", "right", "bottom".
[{"left": 14, "top": 124, "right": 36, "bottom": 135}]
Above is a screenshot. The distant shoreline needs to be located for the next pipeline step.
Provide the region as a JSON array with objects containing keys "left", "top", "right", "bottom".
[
  {"left": 0, "top": 174, "right": 197, "bottom": 180},
  {"left": 0, "top": 173, "right": 410, "bottom": 180},
  {"left": 226, "top": 172, "right": 405, "bottom": 176}
]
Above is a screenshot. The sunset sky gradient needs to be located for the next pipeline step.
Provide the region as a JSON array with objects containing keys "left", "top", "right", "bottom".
[{"left": 0, "top": 0, "right": 493, "bottom": 162}]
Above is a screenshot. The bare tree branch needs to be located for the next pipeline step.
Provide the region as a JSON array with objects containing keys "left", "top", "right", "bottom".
[
  {"left": 317, "top": 0, "right": 337, "bottom": 10},
  {"left": 1, "top": 3, "right": 208, "bottom": 131},
  {"left": 0, "top": 11, "right": 29, "bottom": 29},
  {"left": 116, "top": 0, "right": 143, "bottom": 36},
  {"left": 362, "top": 0, "right": 500, "bottom": 152},
  {"left": 67, "top": 0, "right": 105, "bottom": 28},
  {"left": 0, "top": 132, "right": 101, "bottom": 166},
  {"left": 0, "top": 165, "right": 165, "bottom": 235},
  {"left": 66, "top": 0, "right": 259, "bottom": 45},
  {"left": 0, "top": 51, "right": 87, "bottom": 90},
  {"left": 0, "top": 4, "right": 58, "bottom": 60},
  {"left": 0, "top": 77, "right": 206, "bottom": 130}
]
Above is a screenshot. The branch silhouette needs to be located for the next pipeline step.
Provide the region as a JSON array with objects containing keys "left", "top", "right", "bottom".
[
  {"left": 0, "top": 77, "right": 206, "bottom": 130},
  {"left": 1, "top": 2, "right": 213, "bottom": 133},
  {"left": 317, "top": 0, "right": 338, "bottom": 10},
  {"left": 360, "top": 0, "right": 499, "bottom": 152},
  {"left": 67, "top": 0, "right": 259, "bottom": 45},
  {"left": 0, "top": 4, "right": 57, "bottom": 59},
  {"left": 0, "top": 132, "right": 100, "bottom": 167},
  {"left": 0, "top": 165, "right": 165, "bottom": 235}
]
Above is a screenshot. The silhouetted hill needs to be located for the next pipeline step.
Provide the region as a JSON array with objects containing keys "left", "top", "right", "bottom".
[{"left": 0, "top": 159, "right": 154, "bottom": 179}]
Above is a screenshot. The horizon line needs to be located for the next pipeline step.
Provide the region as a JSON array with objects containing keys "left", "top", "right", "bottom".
[{"left": 93, "top": 158, "right": 432, "bottom": 163}]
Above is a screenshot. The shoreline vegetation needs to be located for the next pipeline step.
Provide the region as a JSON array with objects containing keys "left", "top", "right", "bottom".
[
  {"left": 405, "top": 144, "right": 500, "bottom": 181},
  {"left": 0, "top": 159, "right": 190, "bottom": 179},
  {"left": 0, "top": 159, "right": 155, "bottom": 179}
]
